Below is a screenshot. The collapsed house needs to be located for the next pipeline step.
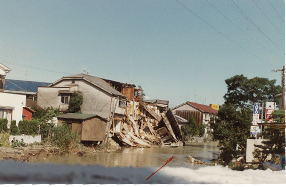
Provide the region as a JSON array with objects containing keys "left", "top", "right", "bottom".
[
  {"left": 38, "top": 73, "right": 182, "bottom": 147},
  {"left": 111, "top": 101, "right": 183, "bottom": 147}
]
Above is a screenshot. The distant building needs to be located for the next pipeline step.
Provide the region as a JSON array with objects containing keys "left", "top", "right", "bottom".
[{"left": 172, "top": 101, "right": 218, "bottom": 125}]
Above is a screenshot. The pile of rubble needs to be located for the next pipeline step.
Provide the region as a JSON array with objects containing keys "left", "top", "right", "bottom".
[{"left": 110, "top": 101, "right": 183, "bottom": 147}]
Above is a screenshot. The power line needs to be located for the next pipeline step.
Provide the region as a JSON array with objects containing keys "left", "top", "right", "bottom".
[
  {"left": 252, "top": 0, "right": 283, "bottom": 36},
  {"left": 175, "top": 0, "right": 265, "bottom": 62},
  {"left": 7, "top": 62, "right": 74, "bottom": 75},
  {"left": 268, "top": 0, "right": 285, "bottom": 22},
  {"left": 231, "top": 0, "right": 281, "bottom": 51},
  {"left": 204, "top": 0, "right": 283, "bottom": 56},
  {"left": 205, "top": 0, "right": 235, "bottom": 26}
]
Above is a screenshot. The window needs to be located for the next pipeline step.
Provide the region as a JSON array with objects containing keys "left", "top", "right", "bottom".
[
  {"left": 61, "top": 95, "right": 69, "bottom": 104},
  {"left": 119, "top": 99, "right": 127, "bottom": 108}
]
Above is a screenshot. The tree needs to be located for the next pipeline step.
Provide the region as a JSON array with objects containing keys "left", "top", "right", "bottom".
[
  {"left": 224, "top": 75, "right": 282, "bottom": 109},
  {"left": 211, "top": 104, "right": 252, "bottom": 165},
  {"left": 68, "top": 92, "right": 83, "bottom": 113},
  {"left": 212, "top": 74, "right": 281, "bottom": 165},
  {"left": 32, "top": 107, "right": 60, "bottom": 140}
]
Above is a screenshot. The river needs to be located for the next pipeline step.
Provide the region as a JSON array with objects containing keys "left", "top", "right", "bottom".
[{"left": 31, "top": 142, "right": 220, "bottom": 168}]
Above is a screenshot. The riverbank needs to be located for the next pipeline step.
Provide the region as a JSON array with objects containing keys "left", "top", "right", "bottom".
[
  {"left": 0, "top": 142, "right": 220, "bottom": 168},
  {"left": 0, "top": 160, "right": 285, "bottom": 183}
]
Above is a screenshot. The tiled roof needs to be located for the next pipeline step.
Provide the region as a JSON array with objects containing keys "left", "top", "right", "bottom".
[
  {"left": 5, "top": 79, "right": 50, "bottom": 93},
  {"left": 187, "top": 101, "right": 218, "bottom": 115}
]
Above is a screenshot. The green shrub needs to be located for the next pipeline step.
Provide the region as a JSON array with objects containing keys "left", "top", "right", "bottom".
[
  {"left": 18, "top": 120, "right": 39, "bottom": 135},
  {"left": 10, "top": 120, "right": 19, "bottom": 135},
  {"left": 181, "top": 118, "right": 206, "bottom": 140},
  {"left": 11, "top": 138, "right": 26, "bottom": 148},
  {"left": 50, "top": 124, "right": 79, "bottom": 152},
  {"left": 39, "top": 122, "right": 54, "bottom": 140},
  {"left": 0, "top": 132, "right": 10, "bottom": 147},
  {"left": 68, "top": 92, "right": 83, "bottom": 113},
  {"left": 0, "top": 119, "right": 8, "bottom": 132},
  {"left": 32, "top": 107, "right": 59, "bottom": 141}
]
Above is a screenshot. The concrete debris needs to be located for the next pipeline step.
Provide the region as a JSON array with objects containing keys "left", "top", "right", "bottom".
[{"left": 110, "top": 101, "right": 183, "bottom": 147}]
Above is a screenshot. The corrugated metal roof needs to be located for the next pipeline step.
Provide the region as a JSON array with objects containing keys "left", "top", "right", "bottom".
[
  {"left": 5, "top": 79, "right": 50, "bottom": 93},
  {"left": 54, "top": 74, "right": 124, "bottom": 97},
  {"left": 57, "top": 113, "right": 98, "bottom": 120}
]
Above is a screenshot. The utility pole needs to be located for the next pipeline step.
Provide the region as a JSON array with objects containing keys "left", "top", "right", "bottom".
[{"left": 272, "top": 65, "right": 285, "bottom": 110}]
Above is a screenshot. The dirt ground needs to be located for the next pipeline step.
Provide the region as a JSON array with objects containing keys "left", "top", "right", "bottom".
[{"left": 0, "top": 140, "right": 121, "bottom": 163}]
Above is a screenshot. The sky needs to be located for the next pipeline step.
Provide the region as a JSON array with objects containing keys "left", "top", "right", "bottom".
[{"left": 0, "top": 0, "right": 284, "bottom": 107}]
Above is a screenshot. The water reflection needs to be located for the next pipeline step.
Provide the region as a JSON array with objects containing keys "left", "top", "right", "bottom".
[{"left": 32, "top": 143, "right": 219, "bottom": 168}]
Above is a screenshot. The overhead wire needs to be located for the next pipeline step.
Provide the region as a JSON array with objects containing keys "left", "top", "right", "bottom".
[
  {"left": 230, "top": 0, "right": 282, "bottom": 51},
  {"left": 252, "top": 0, "right": 283, "bottom": 36},
  {"left": 205, "top": 0, "right": 283, "bottom": 57},
  {"left": 7, "top": 62, "right": 75, "bottom": 75},
  {"left": 175, "top": 0, "right": 266, "bottom": 62},
  {"left": 267, "top": 0, "right": 285, "bottom": 22}
]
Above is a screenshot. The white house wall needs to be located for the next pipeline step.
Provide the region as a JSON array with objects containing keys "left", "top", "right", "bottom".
[{"left": 0, "top": 92, "right": 26, "bottom": 125}]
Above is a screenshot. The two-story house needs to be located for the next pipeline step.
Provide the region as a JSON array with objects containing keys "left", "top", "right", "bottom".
[{"left": 37, "top": 74, "right": 128, "bottom": 119}]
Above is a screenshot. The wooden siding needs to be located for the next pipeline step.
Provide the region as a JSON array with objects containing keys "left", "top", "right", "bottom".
[
  {"left": 174, "top": 110, "right": 203, "bottom": 125},
  {"left": 81, "top": 118, "right": 107, "bottom": 141},
  {"left": 122, "top": 87, "right": 135, "bottom": 100},
  {"left": 71, "top": 122, "right": 82, "bottom": 138}
]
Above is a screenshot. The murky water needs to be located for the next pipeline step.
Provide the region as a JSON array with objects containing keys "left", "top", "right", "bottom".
[{"left": 32, "top": 143, "right": 220, "bottom": 168}]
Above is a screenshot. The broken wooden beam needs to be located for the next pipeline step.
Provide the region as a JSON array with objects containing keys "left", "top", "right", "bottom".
[
  {"left": 119, "top": 133, "right": 135, "bottom": 146},
  {"left": 128, "top": 132, "right": 151, "bottom": 147},
  {"left": 161, "top": 113, "right": 178, "bottom": 142},
  {"left": 165, "top": 109, "right": 183, "bottom": 140},
  {"left": 139, "top": 102, "right": 162, "bottom": 121}
]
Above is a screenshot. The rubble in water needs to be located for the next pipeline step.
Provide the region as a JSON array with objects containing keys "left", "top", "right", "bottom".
[{"left": 110, "top": 101, "right": 183, "bottom": 147}]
